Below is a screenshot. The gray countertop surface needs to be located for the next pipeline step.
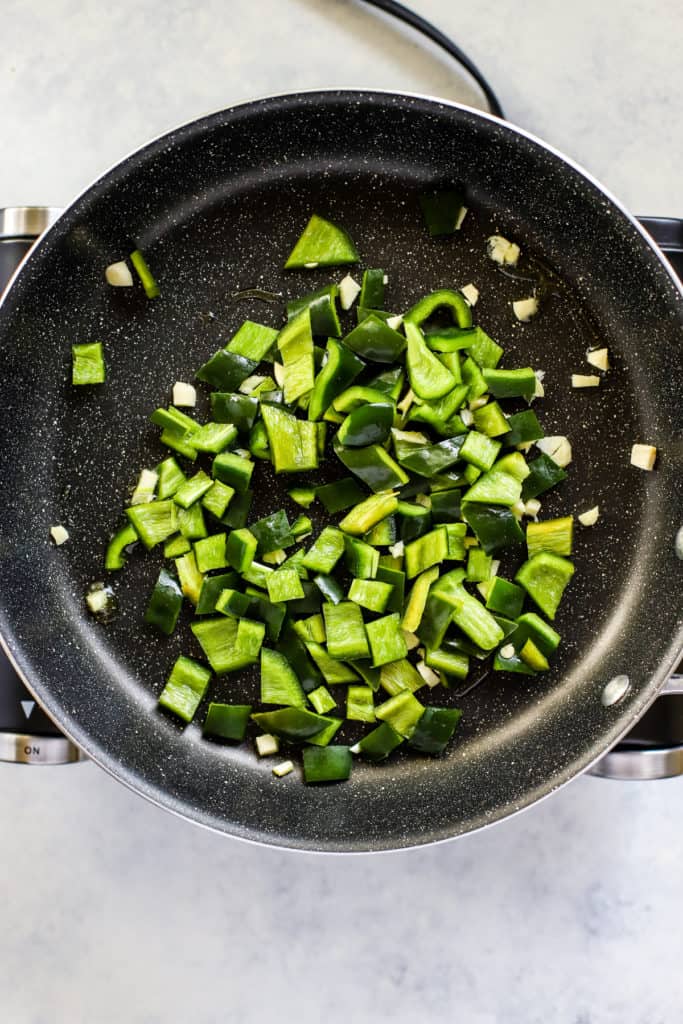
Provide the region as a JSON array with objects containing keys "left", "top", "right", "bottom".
[{"left": 2, "top": 2, "right": 682, "bottom": 1022}]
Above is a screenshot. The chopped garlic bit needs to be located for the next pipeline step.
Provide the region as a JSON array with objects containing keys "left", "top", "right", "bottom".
[
  {"left": 272, "top": 760, "right": 294, "bottom": 778},
  {"left": 460, "top": 283, "right": 479, "bottom": 306},
  {"left": 630, "top": 443, "right": 657, "bottom": 471},
  {"left": 105, "top": 260, "right": 133, "bottom": 287},
  {"left": 460, "top": 408, "right": 474, "bottom": 427},
  {"left": 524, "top": 498, "right": 541, "bottom": 518},
  {"left": 469, "top": 396, "right": 489, "bottom": 411},
  {"left": 389, "top": 540, "right": 405, "bottom": 558},
  {"left": 50, "top": 524, "right": 69, "bottom": 546},
  {"left": 238, "top": 374, "right": 267, "bottom": 395},
  {"left": 455, "top": 206, "right": 468, "bottom": 231},
  {"left": 402, "top": 630, "right": 420, "bottom": 651},
  {"left": 303, "top": 262, "right": 318, "bottom": 270},
  {"left": 263, "top": 548, "right": 287, "bottom": 565},
  {"left": 172, "top": 381, "right": 196, "bottom": 407},
  {"left": 391, "top": 427, "right": 428, "bottom": 444},
  {"left": 536, "top": 435, "right": 572, "bottom": 467},
  {"left": 131, "top": 468, "right": 159, "bottom": 506},
  {"left": 386, "top": 314, "right": 404, "bottom": 331},
  {"left": 578, "top": 505, "right": 600, "bottom": 527},
  {"left": 511, "top": 500, "right": 526, "bottom": 520},
  {"left": 397, "top": 389, "right": 415, "bottom": 416},
  {"left": 86, "top": 588, "right": 109, "bottom": 614},
  {"left": 675, "top": 525, "right": 683, "bottom": 561},
  {"left": 273, "top": 361, "right": 286, "bottom": 387},
  {"left": 417, "top": 661, "right": 440, "bottom": 688},
  {"left": 500, "top": 643, "right": 515, "bottom": 659},
  {"left": 383, "top": 274, "right": 389, "bottom": 285},
  {"left": 571, "top": 374, "right": 600, "bottom": 388},
  {"left": 586, "top": 347, "right": 610, "bottom": 371},
  {"left": 255, "top": 733, "right": 279, "bottom": 757},
  {"left": 530, "top": 370, "right": 545, "bottom": 402},
  {"left": 338, "top": 273, "right": 361, "bottom": 310},
  {"left": 490, "top": 559, "right": 501, "bottom": 576},
  {"left": 512, "top": 296, "right": 539, "bottom": 322},
  {"left": 487, "top": 235, "right": 521, "bottom": 267}
]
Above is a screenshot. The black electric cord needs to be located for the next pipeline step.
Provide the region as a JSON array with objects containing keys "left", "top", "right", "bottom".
[{"left": 358, "top": 0, "right": 506, "bottom": 119}]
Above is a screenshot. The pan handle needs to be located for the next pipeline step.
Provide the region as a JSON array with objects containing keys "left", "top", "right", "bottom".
[{"left": 637, "top": 217, "right": 683, "bottom": 280}]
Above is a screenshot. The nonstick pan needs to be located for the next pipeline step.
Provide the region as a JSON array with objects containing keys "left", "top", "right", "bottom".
[{"left": 0, "top": 90, "right": 682, "bottom": 851}]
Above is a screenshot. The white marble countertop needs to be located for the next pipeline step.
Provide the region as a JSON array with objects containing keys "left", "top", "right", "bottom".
[{"left": 2, "top": 2, "right": 682, "bottom": 1021}]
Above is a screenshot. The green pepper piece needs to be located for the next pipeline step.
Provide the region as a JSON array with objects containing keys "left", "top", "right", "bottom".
[
  {"left": 202, "top": 480, "right": 235, "bottom": 520},
  {"left": 424, "top": 647, "right": 469, "bottom": 680},
  {"left": 105, "top": 523, "right": 138, "bottom": 571},
  {"left": 177, "top": 503, "right": 207, "bottom": 540},
  {"left": 429, "top": 490, "right": 461, "bottom": 525},
  {"left": 515, "top": 552, "right": 574, "bottom": 620},
  {"left": 308, "top": 338, "right": 364, "bottom": 421},
  {"left": 493, "top": 647, "right": 537, "bottom": 675},
  {"left": 250, "top": 510, "right": 295, "bottom": 554},
  {"left": 196, "top": 573, "right": 240, "bottom": 615},
  {"left": 521, "top": 454, "right": 567, "bottom": 500},
  {"left": 366, "top": 366, "right": 404, "bottom": 402},
  {"left": 527, "top": 516, "right": 574, "bottom": 557},
  {"left": 323, "top": 601, "right": 370, "bottom": 661},
  {"left": 482, "top": 367, "right": 537, "bottom": 399},
  {"left": 288, "top": 486, "right": 317, "bottom": 509},
  {"left": 196, "top": 349, "right": 258, "bottom": 392},
  {"left": 348, "top": 578, "right": 394, "bottom": 614},
  {"left": 125, "top": 500, "right": 177, "bottom": 549},
  {"left": 212, "top": 451, "right": 254, "bottom": 492},
  {"left": 352, "top": 721, "right": 403, "bottom": 761},
  {"left": 342, "top": 315, "right": 405, "bottom": 363},
  {"left": 376, "top": 564, "right": 405, "bottom": 614},
  {"left": 192, "top": 616, "right": 265, "bottom": 673},
  {"left": 404, "top": 288, "right": 472, "bottom": 330},
  {"left": 359, "top": 268, "right": 385, "bottom": 310},
  {"left": 249, "top": 420, "right": 270, "bottom": 461},
  {"left": 365, "top": 612, "right": 408, "bottom": 667},
  {"left": 380, "top": 658, "right": 424, "bottom": 696},
  {"left": 485, "top": 577, "right": 525, "bottom": 619},
  {"left": 260, "top": 648, "right": 307, "bottom": 707},
  {"left": 461, "top": 503, "right": 524, "bottom": 554},
  {"left": 375, "top": 690, "right": 425, "bottom": 738},
  {"left": 332, "top": 385, "right": 392, "bottom": 413},
  {"left": 463, "top": 468, "right": 522, "bottom": 507},
  {"left": 308, "top": 685, "right": 337, "bottom": 714},
  {"left": 333, "top": 439, "right": 408, "bottom": 493},
  {"left": 405, "top": 322, "right": 457, "bottom": 401},
  {"left": 287, "top": 284, "right": 342, "bottom": 337},
  {"left": 424, "top": 326, "right": 473, "bottom": 353},
  {"left": 418, "top": 188, "right": 465, "bottom": 237},
  {"left": 502, "top": 410, "right": 544, "bottom": 447},
  {"left": 221, "top": 490, "right": 252, "bottom": 528},
  {"left": 71, "top": 342, "right": 105, "bottom": 385},
  {"left": 339, "top": 492, "right": 398, "bottom": 536},
  {"left": 252, "top": 706, "right": 337, "bottom": 740},
  {"left": 285, "top": 214, "right": 359, "bottom": 269},
  {"left": 260, "top": 403, "right": 319, "bottom": 473},
  {"left": 210, "top": 392, "right": 259, "bottom": 432},
  {"left": 225, "top": 527, "right": 257, "bottom": 572},
  {"left": 266, "top": 567, "right": 305, "bottom": 604},
  {"left": 303, "top": 746, "right": 352, "bottom": 783},
  {"left": 468, "top": 327, "right": 503, "bottom": 369},
  {"left": 394, "top": 435, "right": 466, "bottom": 477},
  {"left": 173, "top": 470, "right": 214, "bottom": 510},
  {"left": 194, "top": 533, "right": 228, "bottom": 573},
  {"left": 158, "top": 656, "right": 211, "bottom": 723},
  {"left": 343, "top": 536, "right": 379, "bottom": 579},
  {"left": 302, "top": 526, "right": 346, "bottom": 574},
  {"left": 404, "top": 527, "right": 448, "bottom": 579},
  {"left": 316, "top": 477, "right": 367, "bottom": 513},
  {"left": 143, "top": 567, "right": 183, "bottom": 635},
  {"left": 312, "top": 573, "right": 345, "bottom": 605},
  {"left": 397, "top": 502, "right": 433, "bottom": 542},
  {"left": 305, "top": 641, "right": 359, "bottom": 685},
  {"left": 225, "top": 320, "right": 278, "bottom": 361},
  {"left": 277, "top": 620, "right": 324, "bottom": 693},
  {"left": 402, "top": 565, "right": 440, "bottom": 633},
  {"left": 409, "top": 707, "right": 462, "bottom": 754},
  {"left": 511, "top": 612, "right": 561, "bottom": 656},
  {"left": 337, "top": 402, "right": 395, "bottom": 447},
  {"left": 203, "top": 703, "right": 252, "bottom": 742},
  {"left": 129, "top": 249, "right": 159, "bottom": 298},
  {"left": 345, "top": 685, "right": 376, "bottom": 723},
  {"left": 156, "top": 457, "right": 186, "bottom": 499},
  {"left": 277, "top": 308, "right": 315, "bottom": 404},
  {"left": 472, "top": 401, "right": 510, "bottom": 438}
]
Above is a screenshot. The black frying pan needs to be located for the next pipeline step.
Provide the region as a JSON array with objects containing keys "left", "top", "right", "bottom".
[{"left": 0, "top": 91, "right": 682, "bottom": 851}]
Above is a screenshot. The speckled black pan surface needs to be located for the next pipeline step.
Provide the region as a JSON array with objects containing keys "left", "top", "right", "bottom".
[{"left": 0, "top": 92, "right": 682, "bottom": 851}]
